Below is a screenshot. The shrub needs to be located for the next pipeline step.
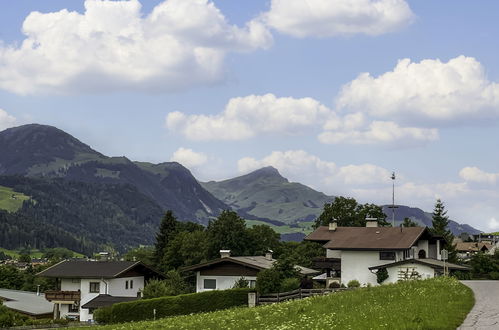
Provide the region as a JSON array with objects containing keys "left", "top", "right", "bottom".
[
  {"left": 489, "top": 271, "right": 499, "bottom": 280},
  {"left": 232, "top": 277, "right": 249, "bottom": 289},
  {"left": 280, "top": 278, "right": 300, "bottom": 292},
  {"left": 328, "top": 281, "right": 340, "bottom": 289},
  {"left": 347, "top": 280, "right": 360, "bottom": 288},
  {"left": 94, "top": 288, "right": 251, "bottom": 324},
  {"left": 376, "top": 268, "right": 389, "bottom": 284},
  {"left": 142, "top": 271, "right": 188, "bottom": 299},
  {"left": 256, "top": 268, "right": 282, "bottom": 294}
]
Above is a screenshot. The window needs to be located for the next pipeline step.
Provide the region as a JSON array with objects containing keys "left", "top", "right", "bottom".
[
  {"left": 379, "top": 251, "right": 396, "bottom": 260},
  {"left": 404, "top": 249, "right": 411, "bottom": 259},
  {"left": 125, "top": 281, "right": 128, "bottom": 289},
  {"left": 68, "top": 304, "right": 79, "bottom": 313},
  {"left": 89, "top": 282, "right": 100, "bottom": 293},
  {"left": 249, "top": 280, "right": 256, "bottom": 288},
  {"left": 130, "top": 280, "right": 133, "bottom": 289},
  {"left": 203, "top": 279, "right": 216, "bottom": 289}
]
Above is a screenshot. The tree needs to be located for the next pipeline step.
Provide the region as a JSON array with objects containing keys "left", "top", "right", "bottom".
[
  {"left": 162, "top": 231, "right": 207, "bottom": 271},
  {"left": 206, "top": 210, "right": 250, "bottom": 259},
  {"left": 314, "top": 196, "right": 389, "bottom": 228},
  {"left": 255, "top": 268, "right": 282, "bottom": 294},
  {"left": 123, "top": 246, "right": 155, "bottom": 266},
  {"left": 402, "top": 217, "right": 418, "bottom": 227},
  {"left": 154, "top": 211, "right": 179, "bottom": 266},
  {"left": 275, "top": 241, "right": 324, "bottom": 268},
  {"left": 141, "top": 271, "right": 189, "bottom": 298},
  {"left": 246, "top": 224, "right": 280, "bottom": 256},
  {"left": 232, "top": 277, "right": 249, "bottom": 289},
  {"left": 42, "top": 247, "right": 74, "bottom": 261},
  {"left": 431, "top": 199, "right": 457, "bottom": 263},
  {"left": 141, "top": 279, "right": 170, "bottom": 299}
]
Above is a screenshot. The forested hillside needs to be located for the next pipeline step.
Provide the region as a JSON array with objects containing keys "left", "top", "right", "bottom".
[{"left": 0, "top": 176, "right": 164, "bottom": 254}]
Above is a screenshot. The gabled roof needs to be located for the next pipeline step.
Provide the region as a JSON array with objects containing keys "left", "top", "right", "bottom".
[
  {"left": 81, "top": 294, "right": 138, "bottom": 309},
  {"left": 36, "top": 260, "right": 164, "bottom": 279},
  {"left": 182, "top": 256, "right": 319, "bottom": 276},
  {"left": 456, "top": 242, "right": 492, "bottom": 252},
  {"left": 0, "top": 289, "right": 53, "bottom": 316},
  {"left": 305, "top": 226, "right": 432, "bottom": 250},
  {"left": 368, "top": 258, "right": 470, "bottom": 271}
]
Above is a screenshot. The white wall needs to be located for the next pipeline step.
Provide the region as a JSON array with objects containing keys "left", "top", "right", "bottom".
[
  {"left": 326, "top": 249, "right": 341, "bottom": 258},
  {"left": 108, "top": 277, "right": 144, "bottom": 297},
  {"left": 341, "top": 251, "right": 398, "bottom": 286},
  {"left": 385, "top": 263, "right": 435, "bottom": 284},
  {"left": 417, "top": 240, "right": 429, "bottom": 258},
  {"left": 196, "top": 272, "right": 257, "bottom": 293}
]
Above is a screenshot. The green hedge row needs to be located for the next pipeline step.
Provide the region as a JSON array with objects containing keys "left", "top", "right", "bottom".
[{"left": 94, "top": 288, "right": 252, "bottom": 324}]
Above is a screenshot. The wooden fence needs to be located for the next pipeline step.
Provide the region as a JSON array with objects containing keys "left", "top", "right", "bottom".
[{"left": 256, "top": 288, "right": 347, "bottom": 305}]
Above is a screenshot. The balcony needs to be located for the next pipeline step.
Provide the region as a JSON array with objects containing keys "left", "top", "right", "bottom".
[{"left": 44, "top": 290, "right": 81, "bottom": 303}]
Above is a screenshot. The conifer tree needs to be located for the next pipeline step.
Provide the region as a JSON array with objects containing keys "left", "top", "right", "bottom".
[
  {"left": 154, "top": 210, "right": 178, "bottom": 266},
  {"left": 431, "top": 199, "right": 457, "bottom": 263}
]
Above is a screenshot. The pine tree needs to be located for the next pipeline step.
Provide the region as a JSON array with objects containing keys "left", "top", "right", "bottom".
[
  {"left": 153, "top": 210, "right": 178, "bottom": 267},
  {"left": 431, "top": 199, "right": 457, "bottom": 263}
]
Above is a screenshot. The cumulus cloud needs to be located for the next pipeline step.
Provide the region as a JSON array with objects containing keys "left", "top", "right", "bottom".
[
  {"left": 166, "top": 93, "right": 331, "bottom": 140},
  {"left": 337, "top": 56, "right": 499, "bottom": 125},
  {"left": 0, "top": 109, "right": 17, "bottom": 131},
  {"left": 459, "top": 166, "right": 499, "bottom": 184},
  {"left": 0, "top": 0, "right": 272, "bottom": 94},
  {"left": 170, "top": 147, "right": 207, "bottom": 168},
  {"left": 319, "top": 120, "right": 438, "bottom": 146},
  {"left": 263, "top": 0, "right": 414, "bottom": 38},
  {"left": 237, "top": 150, "right": 390, "bottom": 191}
]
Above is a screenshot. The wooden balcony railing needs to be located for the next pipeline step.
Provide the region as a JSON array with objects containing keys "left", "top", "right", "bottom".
[{"left": 44, "top": 290, "right": 81, "bottom": 302}]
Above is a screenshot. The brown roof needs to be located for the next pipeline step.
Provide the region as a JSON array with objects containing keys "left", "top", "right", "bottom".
[
  {"left": 306, "top": 226, "right": 429, "bottom": 250},
  {"left": 456, "top": 242, "right": 492, "bottom": 252},
  {"left": 81, "top": 294, "right": 138, "bottom": 309},
  {"left": 182, "top": 256, "right": 319, "bottom": 276},
  {"left": 37, "top": 260, "right": 164, "bottom": 279},
  {"left": 369, "top": 258, "right": 470, "bottom": 271}
]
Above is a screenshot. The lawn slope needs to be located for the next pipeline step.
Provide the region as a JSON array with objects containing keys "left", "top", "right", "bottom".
[
  {"left": 90, "top": 277, "right": 473, "bottom": 330},
  {"left": 0, "top": 185, "right": 30, "bottom": 212}
]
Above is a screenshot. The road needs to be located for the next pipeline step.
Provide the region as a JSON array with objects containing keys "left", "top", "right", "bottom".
[{"left": 459, "top": 280, "right": 499, "bottom": 330}]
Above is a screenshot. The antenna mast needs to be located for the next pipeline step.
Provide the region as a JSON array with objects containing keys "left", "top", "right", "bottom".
[{"left": 388, "top": 171, "right": 398, "bottom": 227}]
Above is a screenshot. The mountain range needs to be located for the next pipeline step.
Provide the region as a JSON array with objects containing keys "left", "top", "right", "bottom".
[{"left": 0, "top": 124, "right": 480, "bottom": 253}]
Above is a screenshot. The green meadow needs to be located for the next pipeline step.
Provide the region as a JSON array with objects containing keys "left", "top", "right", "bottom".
[{"left": 0, "top": 185, "right": 31, "bottom": 212}]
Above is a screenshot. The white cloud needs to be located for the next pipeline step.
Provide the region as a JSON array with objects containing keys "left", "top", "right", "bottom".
[
  {"left": 489, "top": 218, "right": 499, "bottom": 231},
  {"left": 337, "top": 56, "right": 499, "bottom": 125},
  {"left": 166, "top": 93, "right": 331, "bottom": 140},
  {"left": 170, "top": 147, "right": 207, "bottom": 168},
  {"left": 0, "top": 0, "right": 272, "bottom": 94},
  {"left": 459, "top": 166, "right": 499, "bottom": 185},
  {"left": 0, "top": 109, "right": 17, "bottom": 130},
  {"left": 319, "top": 120, "right": 438, "bottom": 146},
  {"left": 263, "top": 0, "right": 414, "bottom": 38}
]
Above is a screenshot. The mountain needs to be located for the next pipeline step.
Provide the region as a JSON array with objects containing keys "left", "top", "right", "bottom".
[
  {"left": 203, "top": 167, "right": 481, "bottom": 236},
  {"left": 0, "top": 124, "right": 226, "bottom": 223},
  {"left": 202, "top": 166, "right": 334, "bottom": 224},
  {"left": 382, "top": 205, "right": 481, "bottom": 235}
]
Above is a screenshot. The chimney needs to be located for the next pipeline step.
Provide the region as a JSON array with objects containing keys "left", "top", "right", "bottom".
[
  {"left": 329, "top": 219, "right": 338, "bottom": 231},
  {"left": 220, "top": 250, "right": 231, "bottom": 258},
  {"left": 365, "top": 218, "right": 378, "bottom": 228},
  {"left": 265, "top": 250, "right": 273, "bottom": 261}
]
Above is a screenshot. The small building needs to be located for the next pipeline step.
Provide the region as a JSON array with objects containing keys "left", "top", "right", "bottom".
[
  {"left": 306, "top": 219, "right": 469, "bottom": 287},
  {"left": 0, "top": 288, "right": 53, "bottom": 319},
  {"left": 37, "top": 260, "right": 164, "bottom": 322},
  {"left": 456, "top": 242, "right": 492, "bottom": 260},
  {"left": 182, "top": 250, "right": 319, "bottom": 293}
]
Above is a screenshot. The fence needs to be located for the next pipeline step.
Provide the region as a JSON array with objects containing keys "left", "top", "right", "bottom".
[{"left": 256, "top": 288, "right": 347, "bottom": 305}]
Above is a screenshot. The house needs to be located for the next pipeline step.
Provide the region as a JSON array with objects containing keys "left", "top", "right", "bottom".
[
  {"left": 37, "top": 260, "right": 164, "bottom": 321},
  {"left": 0, "top": 288, "right": 53, "bottom": 319},
  {"left": 305, "top": 218, "right": 469, "bottom": 287},
  {"left": 182, "top": 250, "right": 319, "bottom": 293},
  {"left": 456, "top": 242, "right": 492, "bottom": 260}
]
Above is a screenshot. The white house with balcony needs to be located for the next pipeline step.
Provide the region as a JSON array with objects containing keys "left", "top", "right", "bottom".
[
  {"left": 37, "top": 260, "right": 164, "bottom": 321},
  {"left": 306, "top": 219, "right": 469, "bottom": 287}
]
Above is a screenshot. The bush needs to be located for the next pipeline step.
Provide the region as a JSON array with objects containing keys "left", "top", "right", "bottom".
[
  {"left": 280, "top": 278, "right": 300, "bottom": 292},
  {"left": 94, "top": 288, "right": 251, "bottom": 324},
  {"left": 256, "top": 268, "right": 282, "bottom": 294},
  {"left": 347, "top": 280, "right": 360, "bottom": 288},
  {"left": 376, "top": 268, "right": 389, "bottom": 284},
  {"left": 232, "top": 277, "right": 249, "bottom": 289},
  {"left": 490, "top": 271, "right": 499, "bottom": 280},
  {"left": 328, "top": 281, "right": 340, "bottom": 288},
  {"left": 142, "top": 271, "right": 188, "bottom": 299}
]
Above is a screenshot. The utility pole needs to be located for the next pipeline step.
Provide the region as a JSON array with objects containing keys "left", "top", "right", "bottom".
[{"left": 387, "top": 172, "right": 398, "bottom": 227}]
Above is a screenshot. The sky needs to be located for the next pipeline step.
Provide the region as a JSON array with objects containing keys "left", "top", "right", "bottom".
[{"left": 1, "top": 0, "right": 499, "bottom": 232}]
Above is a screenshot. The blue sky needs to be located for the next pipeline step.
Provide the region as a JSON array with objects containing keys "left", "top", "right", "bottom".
[{"left": 1, "top": 0, "right": 499, "bottom": 231}]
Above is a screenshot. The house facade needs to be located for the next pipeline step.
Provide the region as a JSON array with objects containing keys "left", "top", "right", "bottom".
[
  {"left": 183, "top": 250, "right": 319, "bottom": 293},
  {"left": 37, "top": 260, "right": 163, "bottom": 321},
  {"left": 306, "top": 219, "right": 468, "bottom": 286}
]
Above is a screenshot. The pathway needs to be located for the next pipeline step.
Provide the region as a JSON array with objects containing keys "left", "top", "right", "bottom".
[{"left": 458, "top": 280, "right": 499, "bottom": 329}]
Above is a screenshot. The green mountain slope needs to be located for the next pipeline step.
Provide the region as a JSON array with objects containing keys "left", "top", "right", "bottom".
[{"left": 202, "top": 167, "right": 334, "bottom": 225}]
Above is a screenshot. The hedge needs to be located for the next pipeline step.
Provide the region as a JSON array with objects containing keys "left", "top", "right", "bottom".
[{"left": 94, "top": 288, "right": 252, "bottom": 324}]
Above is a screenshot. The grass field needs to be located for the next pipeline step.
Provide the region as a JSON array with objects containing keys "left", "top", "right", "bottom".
[
  {"left": 87, "top": 277, "right": 473, "bottom": 330},
  {"left": 0, "top": 247, "right": 85, "bottom": 259},
  {"left": 245, "top": 219, "right": 315, "bottom": 235},
  {"left": 0, "top": 185, "right": 31, "bottom": 212}
]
